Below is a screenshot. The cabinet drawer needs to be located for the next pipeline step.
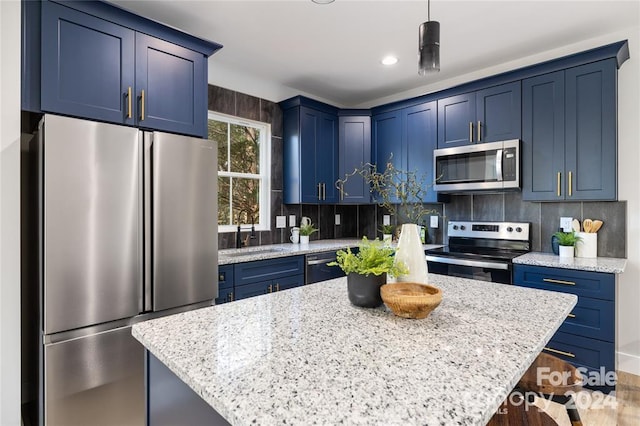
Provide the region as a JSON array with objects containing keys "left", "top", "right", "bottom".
[
  {"left": 513, "top": 265, "right": 614, "bottom": 300},
  {"left": 544, "top": 331, "right": 614, "bottom": 376},
  {"left": 274, "top": 274, "right": 305, "bottom": 291},
  {"left": 234, "top": 256, "right": 304, "bottom": 286},
  {"left": 559, "top": 297, "right": 614, "bottom": 342}
]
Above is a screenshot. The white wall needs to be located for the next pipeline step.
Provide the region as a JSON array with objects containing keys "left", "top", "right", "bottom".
[{"left": 0, "top": 1, "right": 22, "bottom": 425}]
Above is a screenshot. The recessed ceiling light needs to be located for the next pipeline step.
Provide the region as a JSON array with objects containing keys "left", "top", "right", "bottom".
[{"left": 381, "top": 56, "right": 399, "bottom": 66}]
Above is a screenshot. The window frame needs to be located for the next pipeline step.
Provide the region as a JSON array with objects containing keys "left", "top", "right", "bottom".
[{"left": 209, "top": 111, "right": 271, "bottom": 233}]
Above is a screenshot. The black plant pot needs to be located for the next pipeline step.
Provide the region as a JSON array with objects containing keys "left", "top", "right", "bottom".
[{"left": 347, "top": 273, "right": 387, "bottom": 308}]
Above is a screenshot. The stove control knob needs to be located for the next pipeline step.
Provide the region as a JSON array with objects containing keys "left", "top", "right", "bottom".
[
  {"left": 452, "top": 225, "right": 459, "bottom": 230},
  {"left": 516, "top": 227, "right": 523, "bottom": 233},
  {"left": 460, "top": 225, "right": 466, "bottom": 230},
  {"left": 506, "top": 226, "right": 514, "bottom": 232}
]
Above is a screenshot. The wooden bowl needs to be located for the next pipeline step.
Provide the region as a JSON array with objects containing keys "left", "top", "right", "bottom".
[{"left": 380, "top": 283, "right": 442, "bottom": 319}]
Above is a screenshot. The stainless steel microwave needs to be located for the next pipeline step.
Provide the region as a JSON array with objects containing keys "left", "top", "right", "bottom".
[{"left": 433, "top": 139, "right": 520, "bottom": 192}]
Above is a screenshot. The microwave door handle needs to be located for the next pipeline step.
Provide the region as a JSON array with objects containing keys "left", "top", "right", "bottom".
[{"left": 495, "top": 149, "right": 503, "bottom": 181}]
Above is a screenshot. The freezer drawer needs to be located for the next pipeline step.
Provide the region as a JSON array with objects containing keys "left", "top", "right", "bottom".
[{"left": 44, "top": 326, "right": 144, "bottom": 426}]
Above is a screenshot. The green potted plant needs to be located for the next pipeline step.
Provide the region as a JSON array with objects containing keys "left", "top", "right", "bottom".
[
  {"left": 328, "top": 238, "right": 408, "bottom": 308},
  {"left": 380, "top": 224, "right": 395, "bottom": 244},
  {"left": 553, "top": 231, "right": 582, "bottom": 258},
  {"left": 298, "top": 223, "right": 318, "bottom": 244}
]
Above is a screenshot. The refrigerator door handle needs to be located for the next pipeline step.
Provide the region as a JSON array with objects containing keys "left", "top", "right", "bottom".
[{"left": 144, "top": 132, "right": 153, "bottom": 313}]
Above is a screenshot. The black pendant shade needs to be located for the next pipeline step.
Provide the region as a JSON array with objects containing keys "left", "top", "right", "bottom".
[{"left": 419, "top": 20, "right": 440, "bottom": 75}]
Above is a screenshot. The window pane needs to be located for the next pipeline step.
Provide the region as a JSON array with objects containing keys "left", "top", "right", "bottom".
[
  {"left": 231, "top": 177, "right": 260, "bottom": 225},
  {"left": 229, "top": 124, "right": 260, "bottom": 174},
  {"left": 208, "top": 120, "right": 229, "bottom": 172},
  {"left": 218, "top": 176, "right": 231, "bottom": 225}
]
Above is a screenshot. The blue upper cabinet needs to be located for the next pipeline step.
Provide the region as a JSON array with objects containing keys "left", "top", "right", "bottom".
[
  {"left": 475, "top": 81, "right": 521, "bottom": 143},
  {"left": 338, "top": 114, "right": 371, "bottom": 204},
  {"left": 437, "top": 82, "right": 521, "bottom": 148},
  {"left": 372, "top": 110, "right": 403, "bottom": 204},
  {"left": 37, "top": 0, "right": 221, "bottom": 138},
  {"left": 41, "top": 1, "right": 136, "bottom": 125},
  {"left": 404, "top": 102, "right": 438, "bottom": 203},
  {"left": 281, "top": 97, "right": 338, "bottom": 204},
  {"left": 437, "top": 92, "right": 475, "bottom": 148},
  {"left": 372, "top": 102, "right": 438, "bottom": 204},
  {"left": 522, "top": 71, "right": 566, "bottom": 201},
  {"left": 523, "top": 59, "right": 617, "bottom": 201},
  {"left": 565, "top": 60, "right": 617, "bottom": 201},
  {"left": 135, "top": 34, "right": 206, "bottom": 136}
]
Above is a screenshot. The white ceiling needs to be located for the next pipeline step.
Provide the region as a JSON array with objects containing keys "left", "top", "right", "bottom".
[{"left": 112, "top": 0, "right": 639, "bottom": 107}]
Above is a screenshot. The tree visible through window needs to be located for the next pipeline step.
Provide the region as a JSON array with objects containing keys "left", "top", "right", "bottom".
[{"left": 208, "top": 112, "right": 270, "bottom": 232}]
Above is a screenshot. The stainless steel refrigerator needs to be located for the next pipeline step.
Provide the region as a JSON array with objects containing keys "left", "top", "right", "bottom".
[{"left": 37, "top": 114, "right": 217, "bottom": 425}]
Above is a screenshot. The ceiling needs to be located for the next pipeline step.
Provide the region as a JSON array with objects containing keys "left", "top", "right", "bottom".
[{"left": 111, "top": 0, "right": 639, "bottom": 107}]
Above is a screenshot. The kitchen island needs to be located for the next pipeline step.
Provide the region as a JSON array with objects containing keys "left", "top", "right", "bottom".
[{"left": 132, "top": 275, "right": 577, "bottom": 425}]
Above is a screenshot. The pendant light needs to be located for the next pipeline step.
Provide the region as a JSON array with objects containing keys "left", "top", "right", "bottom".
[{"left": 419, "top": 0, "right": 440, "bottom": 75}]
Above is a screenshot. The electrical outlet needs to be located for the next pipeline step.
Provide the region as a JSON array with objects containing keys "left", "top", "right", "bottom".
[
  {"left": 276, "top": 216, "right": 286, "bottom": 229},
  {"left": 335, "top": 214, "right": 341, "bottom": 226},
  {"left": 560, "top": 217, "right": 573, "bottom": 232},
  {"left": 430, "top": 216, "right": 439, "bottom": 228},
  {"left": 383, "top": 215, "right": 391, "bottom": 226},
  {"left": 289, "top": 215, "right": 296, "bottom": 227}
]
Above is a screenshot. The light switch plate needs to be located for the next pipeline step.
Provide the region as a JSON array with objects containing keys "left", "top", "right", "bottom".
[
  {"left": 560, "top": 217, "right": 573, "bottom": 232},
  {"left": 430, "top": 216, "right": 439, "bottom": 228},
  {"left": 276, "top": 216, "right": 286, "bottom": 229},
  {"left": 335, "top": 214, "right": 341, "bottom": 226},
  {"left": 289, "top": 215, "right": 297, "bottom": 227},
  {"left": 383, "top": 215, "right": 391, "bottom": 226}
]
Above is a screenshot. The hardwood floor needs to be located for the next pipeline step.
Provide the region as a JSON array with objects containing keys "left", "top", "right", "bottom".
[{"left": 533, "top": 371, "right": 640, "bottom": 426}]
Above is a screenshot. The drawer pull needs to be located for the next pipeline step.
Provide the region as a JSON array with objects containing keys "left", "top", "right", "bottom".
[
  {"left": 543, "top": 278, "right": 576, "bottom": 286},
  {"left": 276, "top": 283, "right": 280, "bottom": 292},
  {"left": 127, "top": 86, "right": 132, "bottom": 119},
  {"left": 567, "top": 313, "right": 576, "bottom": 318},
  {"left": 543, "top": 347, "right": 576, "bottom": 358}
]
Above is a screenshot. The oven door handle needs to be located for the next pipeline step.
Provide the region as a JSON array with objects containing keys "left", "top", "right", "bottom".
[
  {"left": 425, "top": 255, "right": 510, "bottom": 271},
  {"left": 306, "top": 258, "right": 336, "bottom": 266}
]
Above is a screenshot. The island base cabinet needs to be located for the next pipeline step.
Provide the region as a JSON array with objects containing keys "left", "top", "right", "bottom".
[{"left": 147, "top": 352, "right": 230, "bottom": 426}]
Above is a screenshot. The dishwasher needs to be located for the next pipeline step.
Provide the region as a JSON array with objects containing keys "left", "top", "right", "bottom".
[{"left": 305, "top": 251, "right": 346, "bottom": 284}]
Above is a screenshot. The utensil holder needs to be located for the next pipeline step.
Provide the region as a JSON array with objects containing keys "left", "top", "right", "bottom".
[{"left": 575, "top": 232, "right": 597, "bottom": 258}]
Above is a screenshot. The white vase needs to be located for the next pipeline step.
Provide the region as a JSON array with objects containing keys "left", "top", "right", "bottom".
[
  {"left": 300, "top": 235, "right": 310, "bottom": 245},
  {"left": 559, "top": 245, "right": 574, "bottom": 258},
  {"left": 394, "top": 224, "right": 429, "bottom": 284}
]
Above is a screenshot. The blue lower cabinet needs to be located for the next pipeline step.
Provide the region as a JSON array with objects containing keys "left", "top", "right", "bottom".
[
  {"left": 274, "top": 274, "right": 305, "bottom": 291},
  {"left": 513, "top": 264, "right": 616, "bottom": 393},
  {"left": 234, "top": 256, "right": 304, "bottom": 287},
  {"left": 235, "top": 280, "right": 272, "bottom": 300}
]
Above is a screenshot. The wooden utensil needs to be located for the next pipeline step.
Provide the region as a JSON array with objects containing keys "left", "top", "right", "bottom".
[
  {"left": 583, "top": 218, "right": 593, "bottom": 233},
  {"left": 571, "top": 219, "right": 581, "bottom": 233},
  {"left": 591, "top": 220, "right": 603, "bottom": 233}
]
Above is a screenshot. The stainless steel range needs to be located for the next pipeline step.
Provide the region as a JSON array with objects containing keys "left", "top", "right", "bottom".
[{"left": 425, "top": 221, "right": 531, "bottom": 284}]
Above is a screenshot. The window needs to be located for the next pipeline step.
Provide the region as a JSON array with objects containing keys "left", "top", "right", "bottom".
[{"left": 208, "top": 112, "right": 270, "bottom": 233}]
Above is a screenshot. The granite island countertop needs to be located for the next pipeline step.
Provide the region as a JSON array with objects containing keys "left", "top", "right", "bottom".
[
  {"left": 513, "top": 252, "right": 627, "bottom": 274},
  {"left": 132, "top": 275, "right": 577, "bottom": 425},
  {"left": 218, "top": 238, "right": 443, "bottom": 265}
]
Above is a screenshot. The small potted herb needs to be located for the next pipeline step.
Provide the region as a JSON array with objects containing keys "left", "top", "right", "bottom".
[
  {"left": 380, "top": 224, "right": 395, "bottom": 245},
  {"left": 328, "top": 238, "right": 408, "bottom": 308},
  {"left": 298, "top": 223, "right": 318, "bottom": 244},
  {"left": 553, "top": 231, "right": 582, "bottom": 258}
]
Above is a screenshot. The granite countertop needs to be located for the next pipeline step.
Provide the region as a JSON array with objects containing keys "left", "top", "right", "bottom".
[
  {"left": 513, "top": 252, "right": 627, "bottom": 274},
  {"left": 218, "top": 238, "right": 444, "bottom": 265},
  {"left": 132, "top": 275, "right": 576, "bottom": 425}
]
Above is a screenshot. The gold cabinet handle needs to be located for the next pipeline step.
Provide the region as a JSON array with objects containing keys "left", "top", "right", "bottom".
[
  {"left": 469, "top": 121, "right": 474, "bottom": 142},
  {"left": 268, "top": 284, "right": 273, "bottom": 293},
  {"left": 544, "top": 347, "right": 576, "bottom": 358},
  {"left": 567, "top": 313, "right": 576, "bottom": 318},
  {"left": 477, "top": 120, "right": 482, "bottom": 142},
  {"left": 127, "top": 87, "right": 132, "bottom": 119},
  {"left": 543, "top": 278, "right": 576, "bottom": 286},
  {"left": 227, "top": 292, "right": 234, "bottom": 303},
  {"left": 140, "top": 89, "right": 145, "bottom": 121},
  {"left": 557, "top": 172, "right": 562, "bottom": 197},
  {"left": 276, "top": 283, "right": 280, "bottom": 292},
  {"left": 568, "top": 171, "right": 573, "bottom": 197}
]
